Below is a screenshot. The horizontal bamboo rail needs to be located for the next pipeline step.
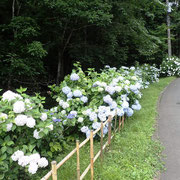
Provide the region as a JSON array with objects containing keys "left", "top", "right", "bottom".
[{"left": 41, "top": 114, "right": 125, "bottom": 180}]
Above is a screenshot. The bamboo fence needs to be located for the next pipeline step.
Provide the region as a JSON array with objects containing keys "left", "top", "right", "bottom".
[{"left": 41, "top": 114, "right": 126, "bottom": 180}]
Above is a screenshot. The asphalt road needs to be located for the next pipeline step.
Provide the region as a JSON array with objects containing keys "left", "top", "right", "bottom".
[{"left": 158, "top": 78, "right": 180, "bottom": 180}]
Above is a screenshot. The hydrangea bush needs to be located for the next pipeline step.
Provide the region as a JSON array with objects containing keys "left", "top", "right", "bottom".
[
  {"left": 0, "top": 87, "right": 58, "bottom": 179},
  {"left": 49, "top": 63, "right": 160, "bottom": 138},
  {"left": 160, "top": 56, "right": 180, "bottom": 77}
]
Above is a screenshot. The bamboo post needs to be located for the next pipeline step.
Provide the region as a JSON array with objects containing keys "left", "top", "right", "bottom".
[
  {"left": 118, "top": 116, "right": 121, "bottom": 132},
  {"left": 100, "top": 122, "right": 103, "bottom": 163},
  {"left": 108, "top": 116, "right": 112, "bottom": 146},
  {"left": 122, "top": 115, "right": 124, "bottom": 128},
  {"left": 51, "top": 161, "right": 57, "bottom": 180},
  {"left": 114, "top": 111, "right": 117, "bottom": 132},
  {"left": 90, "top": 130, "right": 94, "bottom": 180},
  {"left": 76, "top": 140, "right": 80, "bottom": 180}
]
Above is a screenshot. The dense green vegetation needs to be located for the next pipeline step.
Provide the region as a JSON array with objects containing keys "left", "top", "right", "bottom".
[
  {"left": 0, "top": 0, "right": 179, "bottom": 90},
  {"left": 39, "top": 76, "right": 175, "bottom": 180}
]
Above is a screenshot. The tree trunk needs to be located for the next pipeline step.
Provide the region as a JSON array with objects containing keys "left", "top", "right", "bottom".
[
  {"left": 178, "top": 33, "right": 180, "bottom": 57},
  {"left": 166, "top": 0, "right": 172, "bottom": 59},
  {"left": 56, "top": 50, "right": 62, "bottom": 85}
]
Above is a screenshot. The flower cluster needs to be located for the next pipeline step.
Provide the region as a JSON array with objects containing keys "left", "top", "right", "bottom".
[
  {"left": 160, "top": 56, "right": 180, "bottom": 77},
  {"left": 11, "top": 150, "right": 48, "bottom": 174},
  {"left": 2, "top": 90, "right": 22, "bottom": 101}
]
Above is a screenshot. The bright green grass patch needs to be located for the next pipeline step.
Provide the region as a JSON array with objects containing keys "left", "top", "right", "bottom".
[{"left": 40, "top": 77, "right": 175, "bottom": 180}]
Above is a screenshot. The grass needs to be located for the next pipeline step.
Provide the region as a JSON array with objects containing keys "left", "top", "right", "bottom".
[{"left": 40, "top": 76, "right": 175, "bottom": 180}]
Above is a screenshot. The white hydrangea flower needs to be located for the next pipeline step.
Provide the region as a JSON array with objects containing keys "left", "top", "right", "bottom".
[
  {"left": 37, "top": 157, "right": 48, "bottom": 168},
  {"left": 62, "top": 102, "right": 69, "bottom": 109},
  {"left": 98, "top": 87, "right": 104, "bottom": 92},
  {"left": 29, "top": 153, "right": 41, "bottom": 163},
  {"left": 25, "top": 99, "right": 33, "bottom": 110},
  {"left": 130, "top": 66, "right": 135, "bottom": 70},
  {"left": 82, "top": 111, "right": 87, "bottom": 115},
  {"left": 131, "top": 76, "right": 137, "bottom": 80},
  {"left": 13, "top": 101, "right": 25, "bottom": 113},
  {"left": 25, "top": 99, "right": 31, "bottom": 104},
  {"left": 59, "top": 99, "right": 64, "bottom": 105},
  {"left": 47, "top": 124, "right": 53, "bottom": 131},
  {"left": 78, "top": 117, "right": 84, "bottom": 123},
  {"left": 33, "top": 129, "right": 41, "bottom": 139},
  {"left": 18, "top": 156, "right": 30, "bottom": 167},
  {"left": 26, "top": 117, "right": 36, "bottom": 128},
  {"left": 6, "top": 123, "right": 13, "bottom": 131},
  {"left": 61, "top": 110, "right": 66, "bottom": 115},
  {"left": 0, "top": 113, "right": 8, "bottom": 119},
  {"left": 124, "top": 80, "right": 130, "bottom": 85},
  {"left": 28, "top": 162, "right": 38, "bottom": 174},
  {"left": 2, "top": 90, "right": 22, "bottom": 101},
  {"left": 118, "top": 76, "right": 124, "bottom": 81},
  {"left": 115, "top": 86, "right": 122, "bottom": 92},
  {"left": 40, "top": 113, "right": 47, "bottom": 121},
  {"left": 0, "top": 113, "right": 8, "bottom": 123},
  {"left": 100, "top": 82, "right": 107, "bottom": 87},
  {"left": 15, "top": 115, "right": 28, "bottom": 126},
  {"left": 11, "top": 150, "right": 24, "bottom": 161}
]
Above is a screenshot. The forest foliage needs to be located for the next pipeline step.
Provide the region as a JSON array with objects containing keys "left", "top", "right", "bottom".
[{"left": 0, "top": 0, "right": 179, "bottom": 90}]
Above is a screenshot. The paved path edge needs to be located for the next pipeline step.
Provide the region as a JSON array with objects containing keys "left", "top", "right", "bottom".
[{"left": 153, "top": 78, "right": 177, "bottom": 180}]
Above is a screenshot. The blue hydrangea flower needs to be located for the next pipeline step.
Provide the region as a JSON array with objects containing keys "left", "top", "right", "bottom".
[
  {"left": 70, "top": 73, "right": 80, "bottom": 81},
  {"left": 103, "top": 126, "right": 108, "bottom": 135},
  {"left": 132, "top": 104, "right": 141, "bottom": 110},
  {"left": 89, "top": 112, "right": 97, "bottom": 121},
  {"left": 130, "top": 85, "right": 138, "bottom": 92},
  {"left": 73, "top": 90, "right": 82, "bottom": 97},
  {"left": 105, "top": 86, "right": 116, "bottom": 95},
  {"left": 81, "top": 126, "right": 89, "bottom": 133},
  {"left": 121, "top": 94, "right": 127, "bottom": 101},
  {"left": 62, "top": 86, "right": 71, "bottom": 95},
  {"left": 67, "top": 92, "right": 73, "bottom": 98},
  {"left": 80, "top": 96, "right": 88, "bottom": 103},
  {"left": 103, "top": 95, "right": 113, "bottom": 105},
  {"left": 67, "top": 113, "right": 75, "bottom": 119},
  {"left": 121, "top": 101, "right": 129, "bottom": 109},
  {"left": 86, "top": 130, "right": 91, "bottom": 138},
  {"left": 98, "top": 113, "right": 107, "bottom": 121},
  {"left": 92, "top": 122, "right": 101, "bottom": 129},
  {"left": 126, "top": 108, "right": 134, "bottom": 117},
  {"left": 110, "top": 101, "right": 117, "bottom": 109},
  {"left": 86, "top": 109, "right": 92, "bottom": 116},
  {"left": 53, "top": 119, "right": 61, "bottom": 122},
  {"left": 70, "top": 111, "right": 77, "bottom": 117},
  {"left": 117, "top": 108, "right": 124, "bottom": 116}
]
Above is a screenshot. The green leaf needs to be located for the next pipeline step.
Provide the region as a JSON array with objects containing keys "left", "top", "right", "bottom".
[
  {"left": 47, "top": 151, "right": 52, "bottom": 158},
  {"left": 7, "top": 141, "right": 14, "bottom": 146},
  {"left": 1, "top": 147, "right": 7, "bottom": 154},
  {"left": 7, "top": 147, "right": 13, "bottom": 154},
  {"left": 0, "top": 153, "right": 7, "bottom": 161},
  {"left": 29, "top": 144, "right": 36, "bottom": 152}
]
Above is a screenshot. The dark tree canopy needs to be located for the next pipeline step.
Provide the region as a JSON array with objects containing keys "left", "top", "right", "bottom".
[{"left": 0, "top": 0, "right": 178, "bottom": 91}]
